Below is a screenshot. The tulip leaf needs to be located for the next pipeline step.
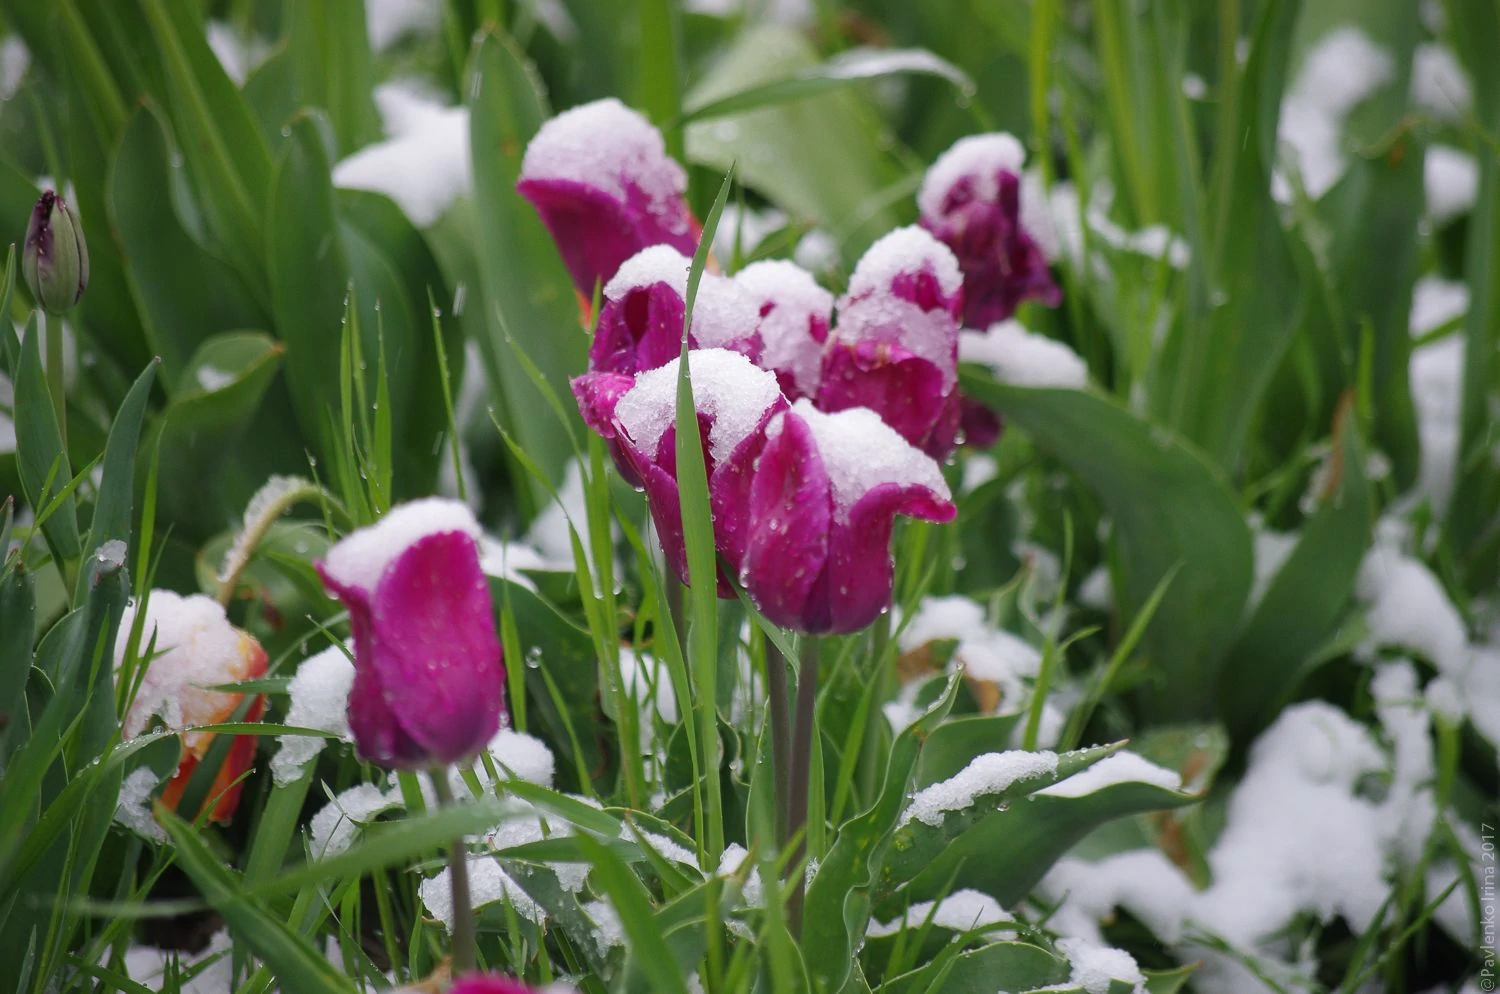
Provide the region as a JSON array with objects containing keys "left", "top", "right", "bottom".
[
  {"left": 108, "top": 104, "right": 267, "bottom": 384},
  {"left": 75, "top": 358, "right": 157, "bottom": 605},
  {"left": 914, "top": 713, "right": 1025, "bottom": 788},
  {"left": 960, "top": 375, "right": 1252, "bottom": 721},
  {"left": 1223, "top": 411, "right": 1372, "bottom": 735},
  {"left": 156, "top": 806, "right": 358, "bottom": 994},
  {"left": 14, "top": 315, "right": 81, "bottom": 566},
  {"left": 684, "top": 25, "right": 909, "bottom": 260},
  {"left": 573, "top": 833, "right": 692, "bottom": 994},
  {"left": 878, "top": 941, "right": 1069, "bottom": 994},
  {"left": 283, "top": 0, "right": 383, "bottom": 157},
  {"left": 467, "top": 28, "right": 587, "bottom": 502},
  {"left": 0, "top": 560, "right": 35, "bottom": 766}
]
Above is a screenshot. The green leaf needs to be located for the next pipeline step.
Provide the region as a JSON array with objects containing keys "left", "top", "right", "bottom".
[
  {"left": 0, "top": 561, "right": 35, "bottom": 764},
  {"left": 684, "top": 25, "right": 908, "bottom": 259},
  {"left": 1144, "top": 964, "right": 1199, "bottom": 994},
  {"left": 879, "top": 941, "right": 1068, "bottom": 994},
  {"left": 108, "top": 104, "right": 267, "bottom": 383},
  {"left": 284, "top": 0, "right": 383, "bottom": 157},
  {"left": 156, "top": 806, "right": 357, "bottom": 994},
  {"left": 76, "top": 359, "right": 158, "bottom": 604},
  {"left": 914, "top": 713, "right": 1024, "bottom": 788},
  {"left": 1224, "top": 413, "right": 1372, "bottom": 734},
  {"left": 467, "top": 29, "right": 587, "bottom": 500},
  {"left": 960, "top": 376, "right": 1252, "bottom": 721},
  {"left": 573, "top": 833, "right": 691, "bottom": 994},
  {"left": 15, "top": 316, "right": 81, "bottom": 565}
]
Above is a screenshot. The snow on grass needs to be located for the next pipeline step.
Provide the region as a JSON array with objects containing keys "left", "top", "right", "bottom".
[
  {"left": 115, "top": 766, "right": 169, "bottom": 844},
  {"left": 900, "top": 750, "right": 1059, "bottom": 827},
  {"left": 1038, "top": 751, "right": 1182, "bottom": 798},
  {"left": 420, "top": 855, "right": 544, "bottom": 929},
  {"left": 123, "top": 928, "right": 232, "bottom": 994},
  {"left": 333, "top": 82, "right": 469, "bottom": 227},
  {"left": 1411, "top": 276, "right": 1470, "bottom": 337},
  {"left": 1410, "top": 43, "right": 1471, "bottom": 122},
  {"left": 959, "top": 320, "right": 1087, "bottom": 389},
  {"left": 866, "top": 889, "right": 1013, "bottom": 938},
  {"left": 1426, "top": 144, "right": 1479, "bottom": 225},
  {"left": 309, "top": 780, "right": 403, "bottom": 859},
  {"left": 899, "top": 594, "right": 1041, "bottom": 713},
  {"left": 1053, "top": 936, "right": 1147, "bottom": 994},
  {"left": 271, "top": 644, "right": 355, "bottom": 786},
  {"left": 583, "top": 898, "right": 626, "bottom": 954}
]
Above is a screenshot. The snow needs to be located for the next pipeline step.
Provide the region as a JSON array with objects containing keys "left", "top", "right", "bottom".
[
  {"left": 917, "top": 133, "right": 1027, "bottom": 221},
  {"left": 794, "top": 229, "right": 840, "bottom": 274},
  {"left": 735, "top": 259, "right": 834, "bottom": 398},
  {"left": 308, "top": 780, "right": 402, "bottom": 859},
  {"left": 366, "top": 0, "right": 441, "bottom": 52},
  {"left": 583, "top": 898, "right": 626, "bottom": 954},
  {"left": 712, "top": 204, "right": 787, "bottom": 261},
  {"left": 218, "top": 474, "right": 311, "bottom": 585},
  {"left": 1055, "top": 937, "right": 1147, "bottom": 994},
  {"left": 621, "top": 647, "right": 679, "bottom": 726},
  {"left": 1274, "top": 28, "right": 1394, "bottom": 201},
  {"left": 1410, "top": 277, "right": 1469, "bottom": 337},
  {"left": 1077, "top": 566, "right": 1112, "bottom": 611},
  {"left": 124, "top": 929, "right": 232, "bottom": 994},
  {"left": 959, "top": 320, "right": 1087, "bottom": 389},
  {"left": 320, "top": 496, "right": 480, "bottom": 594},
  {"left": 520, "top": 98, "right": 689, "bottom": 235},
  {"left": 866, "top": 889, "right": 1013, "bottom": 937},
  {"left": 1042, "top": 850, "right": 1195, "bottom": 946},
  {"left": 527, "top": 458, "right": 591, "bottom": 565},
  {"left": 1410, "top": 43, "right": 1471, "bottom": 121},
  {"left": 899, "top": 595, "right": 1041, "bottom": 714},
  {"left": 603, "top": 245, "right": 762, "bottom": 350},
  {"left": 1356, "top": 542, "right": 1468, "bottom": 675},
  {"left": 782, "top": 400, "right": 951, "bottom": 524},
  {"left": 1249, "top": 526, "right": 1298, "bottom": 607},
  {"left": 844, "top": 225, "right": 963, "bottom": 302},
  {"left": 899, "top": 750, "right": 1059, "bottom": 827},
  {"left": 485, "top": 729, "right": 557, "bottom": 787},
  {"left": 115, "top": 591, "right": 261, "bottom": 749},
  {"left": 716, "top": 843, "right": 765, "bottom": 906},
  {"left": 205, "top": 22, "right": 269, "bottom": 85},
  {"left": 0, "top": 36, "right": 29, "bottom": 102},
  {"left": 1426, "top": 144, "right": 1478, "bottom": 224},
  {"left": 624, "top": 823, "right": 699, "bottom": 866},
  {"left": 1408, "top": 336, "right": 1465, "bottom": 514},
  {"left": 613, "top": 349, "right": 782, "bottom": 464},
  {"left": 420, "top": 855, "right": 544, "bottom": 929},
  {"left": 1039, "top": 751, "right": 1183, "bottom": 798},
  {"left": 333, "top": 82, "right": 469, "bottom": 227},
  {"left": 271, "top": 644, "right": 355, "bottom": 786},
  {"left": 115, "top": 766, "right": 168, "bottom": 844}
]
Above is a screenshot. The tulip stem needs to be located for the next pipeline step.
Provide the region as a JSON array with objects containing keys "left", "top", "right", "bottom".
[
  {"left": 764, "top": 638, "right": 792, "bottom": 847},
  {"left": 44, "top": 311, "right": 65, "bottom": 443},
  {"left": 786, "top": 636, "right": 819, "bottom": 935},
  {"left": 429, "top": 775, "right": 476, "bottom": 975}
]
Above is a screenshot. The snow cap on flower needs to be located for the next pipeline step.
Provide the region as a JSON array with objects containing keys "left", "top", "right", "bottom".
[
  {"left": 734, "top": 259, "right": 834, "bottom": 401},
  {"left": 518, "top": 98, "right": 697, "bottom": 296},
  {"left": 817, "top": 227, "right": 965, "bottom": 458},
  {"left": 918, "top": 133, "right": 1060, "bottom": 327},
  {"left": 115, "top": 591, "right": 267, "bottom": 822},
  {"left": 611, "top": 349, "right": 786, "bottom": 594},
  {"left": 741, "top": 400, "right": 956, "bottom": 634},
  {"left": 317, "top": 497, "right": 505, "bottom": 769}
]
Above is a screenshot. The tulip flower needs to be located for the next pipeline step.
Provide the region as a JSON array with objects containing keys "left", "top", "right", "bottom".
[
  {"left": 23, "top": 190, "right": 89, "bottom": 316},
  {"left": 917, "top": 133, "right": 1060, "bottom": 328},
  {"left": 115, "top": 591, "right": 267, "bottom": 822},
  {"left": 734, "top": 259, "right": 834, "bottom": 402},
  {"left": 816, "top": 227, "right": 965, "bottom": 459},
  {"left": 450, "top": 976, "right": 574, "bottom": 994},
  {"left": 741, "top": 400, "right": 957, "bottom": 634},
  {"left": 607, "top": 348, "right": 786, "bottom": 594},
  {"left": 518, "top": 98, "right": 698, "bottom": 296},
  {"left": 316, "top": 498, "right": 505, "bottom": 769}
]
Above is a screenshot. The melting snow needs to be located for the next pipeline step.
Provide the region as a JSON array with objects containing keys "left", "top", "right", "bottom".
[
  {"left": 115, "top": 766, "right": 168, "bottom": 844},
  {"left": 271, "top": 644, "right": 355, "bottom": 786},
  {"left": 613, "top": 349, "right": 782, "bottom": 463},
  {"left": 866, "top": 889, "right": 1013, "bottom": 937},
  {"left": 333, "top": 82, "right": 469, "bottom": 227},
  {"left": 900, "top": 750, "right": 1059, "bottom": 827},
  {"left": 1426, "top": 144, "right": 1478, "bottom": 224},
  {"left": 959, "top": 320, "right": 1087, "bottom": 389},
  {"left": 1038, "top": 751, "right": 1182, "bottom": 798},
  {"left": 420, "top": 855, "right": 544, "bottom": 929},
  {"left": 308, "top": 780, "right": 403, "bottom": 859}
]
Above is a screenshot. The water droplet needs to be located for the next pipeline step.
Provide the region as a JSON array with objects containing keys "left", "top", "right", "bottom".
[{"left": 525, "top": 647, "right": 543, "bottom": 669}]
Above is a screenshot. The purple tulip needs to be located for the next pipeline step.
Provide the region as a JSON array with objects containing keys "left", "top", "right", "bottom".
[
  {"left": 518, "top": 98, "right": 699, "bottom": 296},
  {"left": 741, "top": 400, "right": 956, "bottom": 634},
  {"left": 450, "top": 975, "right": 569, "bottom": 994},
  {"left": 918, "top": 133, "right": 1060, "bottom": 329},
  {"left": 734, "top": 259, "right": 834, "bottom": 402},
  {"left": 608, "top": 348, "right": 786, "bottom": 595},
  {"left": 816, "top": 227, "right": 965, "bottom": 459},
  {"left": 316, "top": 499, "right": 504, "bottom": 769}
]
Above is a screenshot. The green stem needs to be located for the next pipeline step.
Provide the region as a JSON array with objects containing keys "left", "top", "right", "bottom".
[
  {"left": 764, "top": 638, "right": 793, "bottom": 847},
  {"left": 44, "top": 311, "right": 65, "bottom": 445},
  {"left": 786, "top": 636, "right": 819, "bottom": 934},
  {"left": 429, "top": 775, "right": 475, "bottom": 975}
]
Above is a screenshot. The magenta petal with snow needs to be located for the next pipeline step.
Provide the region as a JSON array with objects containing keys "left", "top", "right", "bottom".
[
  {"left": 316, "top": 499, "right": 504, "bottom": 769},
  {"left": 517, "top": 98, "right": 698, "bottom": 295},
  {"left": 450, "top": 974, "right": 549, "bottom": 994},
  {"left": 740, "top": 411, "right": 834, "bottom": 631},
  {"left": 918, "top": 133, "right": 1060, "bottom": 328},
  {"left": 816, "top": 340, "right": 952, "bottom": 458},
  {"left": 734, "top": 259, "right": 834, "bottom": 401}
]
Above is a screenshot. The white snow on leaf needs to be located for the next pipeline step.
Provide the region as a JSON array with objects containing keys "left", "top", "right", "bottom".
[
  {"left": 623, "top": 822, "right": 699, "bottom": 866},
  {"left": 115, "top": 766, "right": 169, "bottom": 844},
  {"left": 900, "top": 750, "right": 1058, "bottom": 827},
  {"left": 614, "top": 349, "right": 782, "bottom": 464},
  {"left": 123, "top": 928, "right": 232, "bottom": 994},
  {"left": 334, "top": 83, "right": 469, "bottom": 227},
  {"left": 866, "top": 889, "right": 1013, "bottom": 938},
  {"left": 781, "top": 399, "right": 951, "bottom": 525},
  {"left": 918, "top": 133, "right": 1027, "bottom": 221},
  {"left": 1055, "top": 936, "right": 1147, "bottom": 994},
  {"left": 420, "top": 855, "right": 544, "bottom": 930},
  {"left": 320, "top": 496, "right": 480, "bottom": 594},
  {"left": 1038, "top": 751, "right": 1182, "bottom": 799},
  {"left": 899, "top": 595, "right": 1041, "bottom": 714},
  {"left": 0, "top": 36, "right": 30, "bottom": 102},
  {"left": 308, "top": 780, "right": 403, "bottom": 859},
  {"left": 1410, "top": 43, "right": 1472, "bottom": 121},
  {"left": 1248, "top": 525, "right": 1298, "bottom": 608},
  {"left": 716, "top": 843, "right": 766, "bottom": 907},
  {"left": 205, "top": 22, "right": 269, "bottom": 85},
  {"left": 1273, "top": 27, "right": 1394, "bottom": 202},
  {"left": 583, "top": 898, "right": 626, "bottom": 954},
  {"left": 1410, "top": 276, "right": 1469, "bottom": 337},
  {"left": 270, "top": 644, "right": 355, "bottom": 786},
  {"left": 1356, "top": 540, "right": 1468, "bottom": 675},
  {"left": 1425, "top": 144, "right": 1478, "bottom": 224},
  {"left": 959, "top": 320, "right": 1087, "bottom": 389},
  {"left": 218, "top": 474, "right": 313, "bottom": 587},
  {"left": 1407, "top": 336, "right": 1465, "bottom": 515},
  {"left": 366, "top": 0, "right": 441, "bottom": 52}
]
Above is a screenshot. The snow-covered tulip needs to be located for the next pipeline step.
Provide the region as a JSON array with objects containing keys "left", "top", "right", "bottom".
[
  {"left": 609, "top": 349, "right": 786, "bottom": 594},
  {"left": 918, "top": 133, "right": 1060, "bottom": 328},
  {"left": 23, "top": 190, "right": 89, "bottom": 315},
  {"left": 450, "top": 976, "right": 573, "bottom": 994},
  {"left": 115, "top": 592, "right": 267, "bottom": 822},
  {"left": 741, "top": 401, "right": 957, "bottom": 634},
  {"left": 517, "top": 98, "right": 698, "bottom": 296},
  {"left": 816, "top": 227, "right": 965, "bottom": 458},
  {"left": 316, "top": 499, "right": 505, "bottom": 769},
  {"left": 735, "top": 259, "right": 834, "bottom": 402}
]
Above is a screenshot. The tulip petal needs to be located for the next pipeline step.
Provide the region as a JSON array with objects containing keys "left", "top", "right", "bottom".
[
  {"left": 571, "top": 371, "right": 637, "bottom": 440},
  {"left": 817, "top": 341, "right": 952, "bottom": 456},
  {"left": 590, "top": 280, "right": 689, "bottom": 376},
  {"left": 828, "top": 481, "right": 957, "bottom": 634},
  {"left": 450, "top": 974, "right": 541, "bottom": 994},
  {"left": 743, "top": 411, "right": 834, "bottom": 631},
  {"left": 368, "top": 531, "right": 505, "bottom": 766}
]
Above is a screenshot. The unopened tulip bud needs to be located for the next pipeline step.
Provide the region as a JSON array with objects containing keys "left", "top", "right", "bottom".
[{"left": 23, "top": 190, "right": 89, "bottom": 316}]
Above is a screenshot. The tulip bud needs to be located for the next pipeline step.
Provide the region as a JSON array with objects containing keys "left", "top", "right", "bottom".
[
  {"left": 316, "top": 498, "right": 505, "bottom": 769},
  {"left": 115, "top": 591, "right": 268, "bottom": 823},
  {"left": 23, "top": 190, "right": 90, "bottom": 316}
]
